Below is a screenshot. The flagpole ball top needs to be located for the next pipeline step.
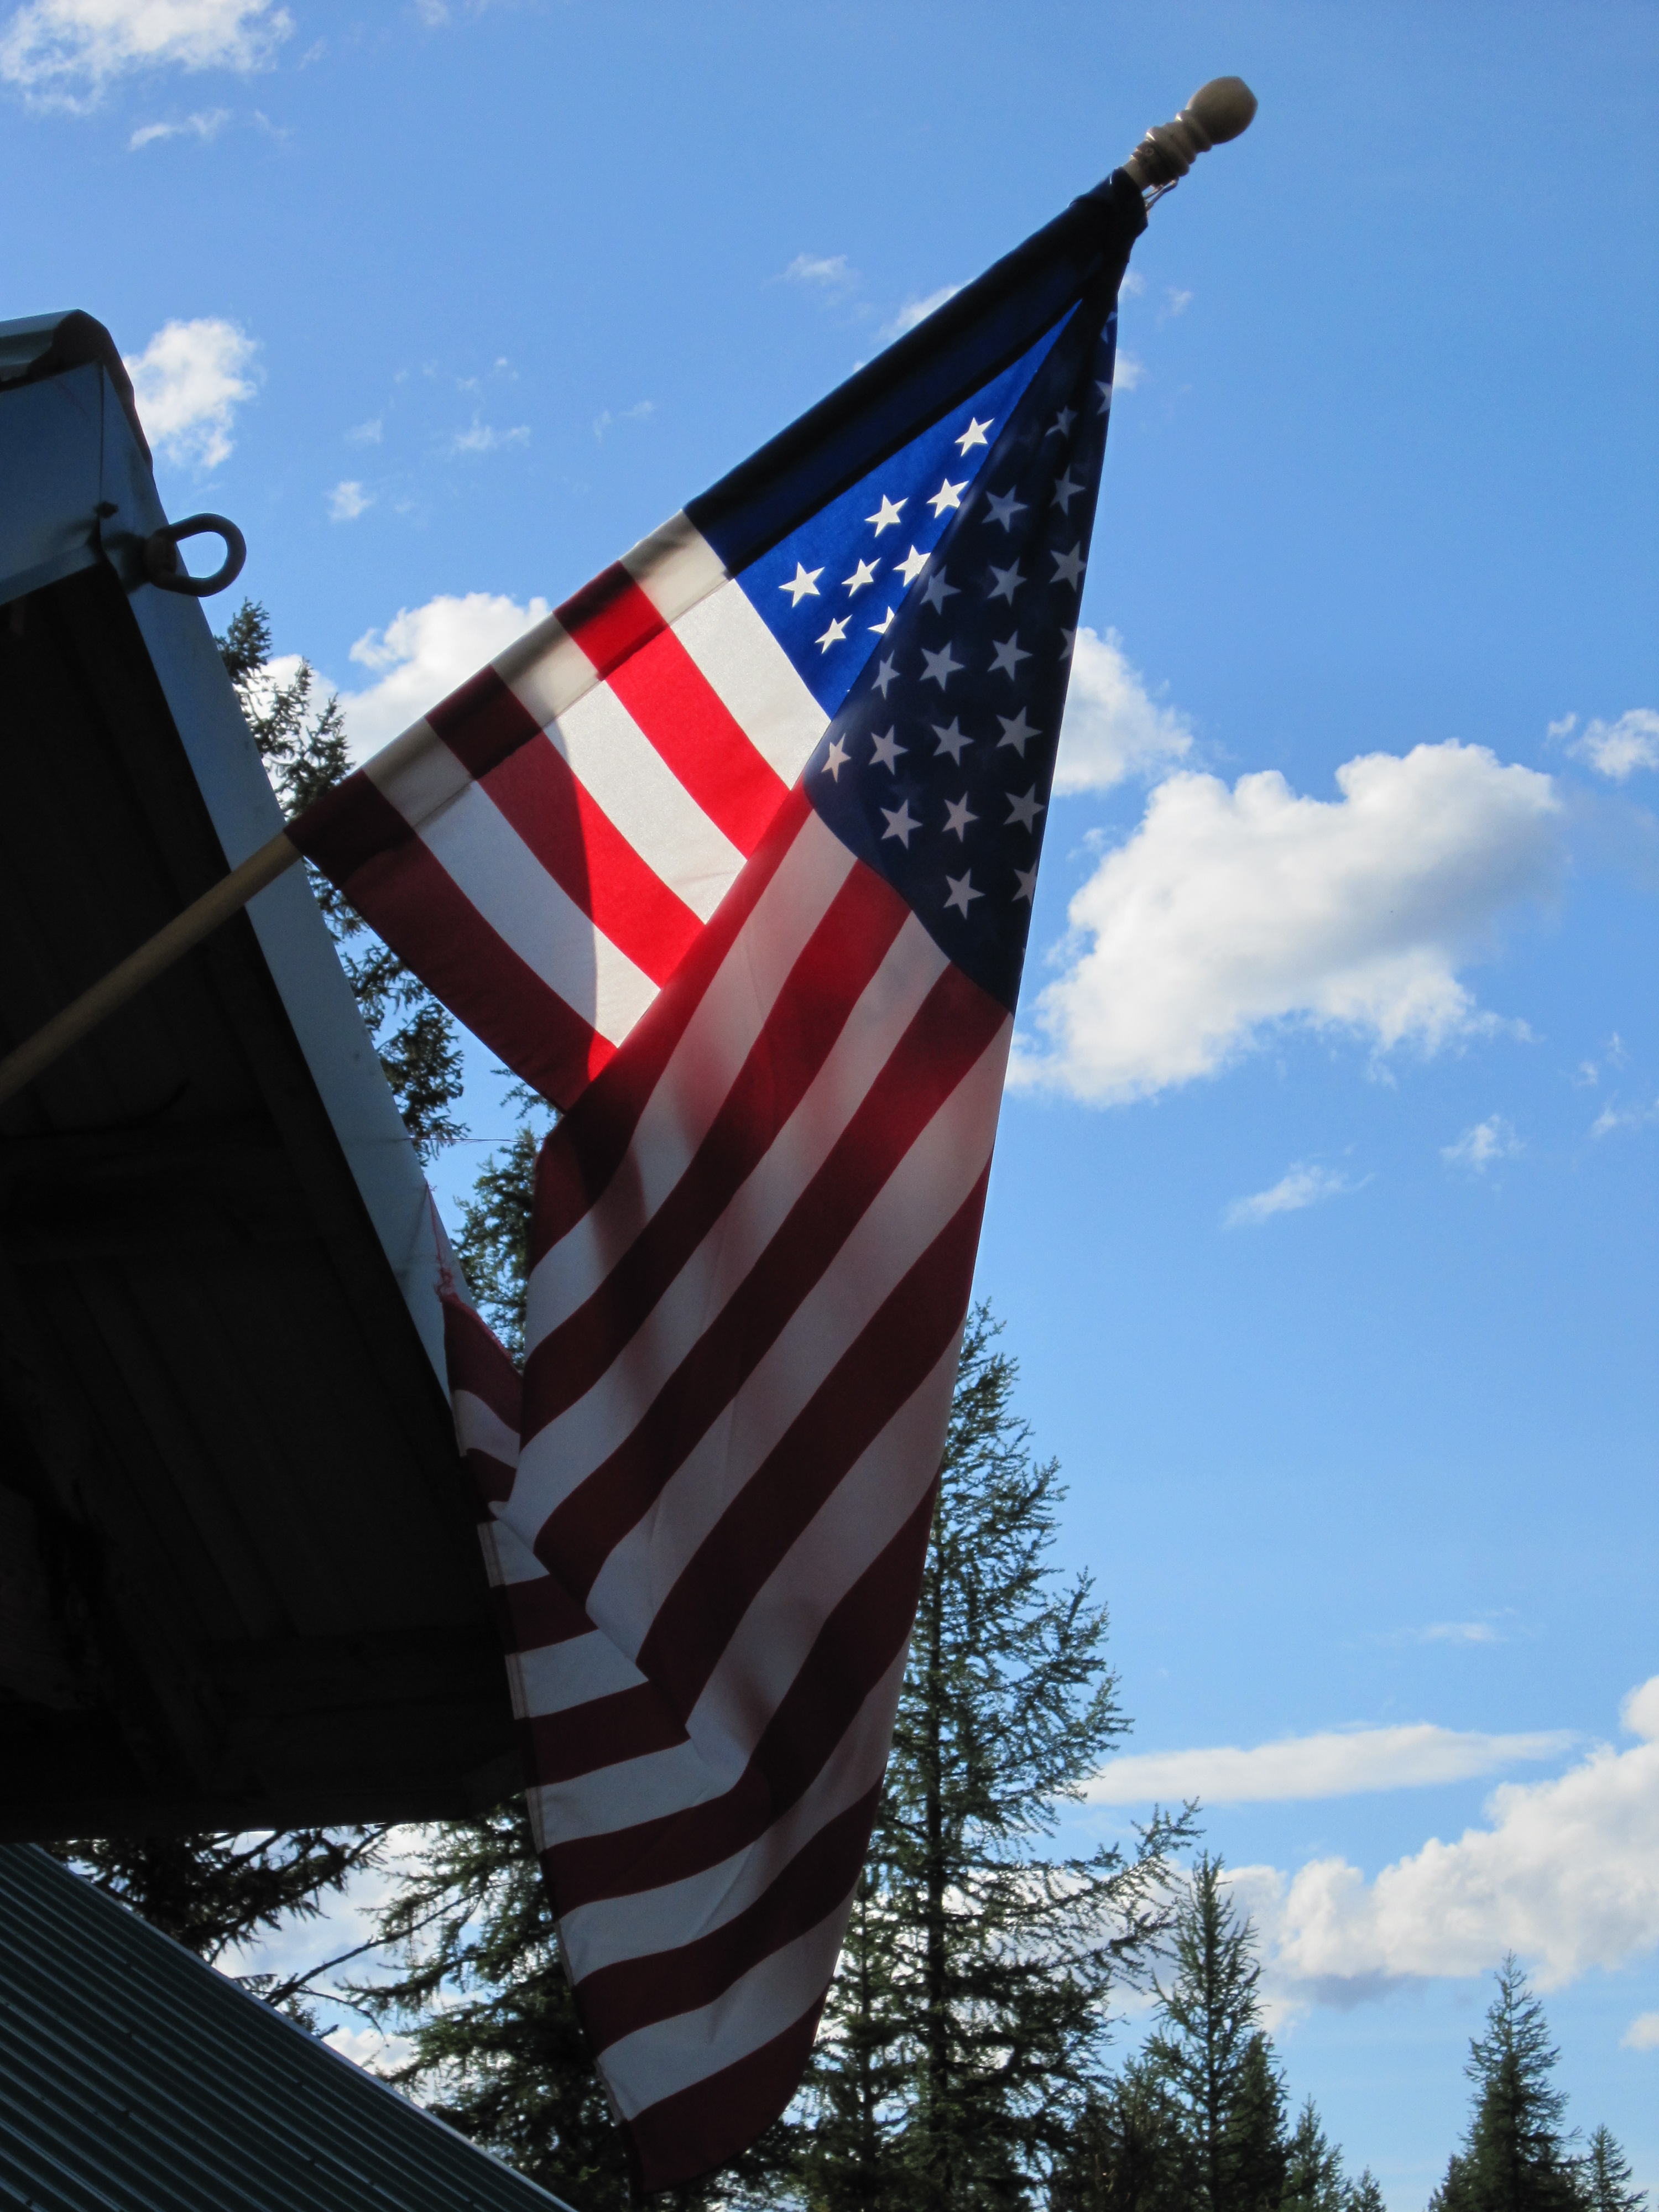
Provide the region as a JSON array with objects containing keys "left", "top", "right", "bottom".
[{"left": 1124, "top": 76, "right": 1258, "bottom": 191}]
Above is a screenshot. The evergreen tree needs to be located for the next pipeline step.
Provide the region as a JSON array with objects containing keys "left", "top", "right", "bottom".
[
  {"left": 797, "top": 1308, "right": 1196, "bottom": 2212},
  {"left": 1141, "top": 1855, "right": 1282, "bottom": 2212},
  {"left": 1281, "top": 2095, "right": 1348, "bottom": 2212},
  {"left": 1050, "top": 2062, "right": 1193, "bottom": 2212},
  {"left": 1428, "top": 2153, "right": 1477, "bottom": 2212},
  {"left": 216, "top": 601, "right": 466, "bottom": 1159},
  {"left": 351, "top": 1804, "right": 639, "bottom": 2211},
  {"left": 1431, "top": 1956, "right": 1582, "bottom": 2211},
  {"left": 1347, "top": 2174, "right": 1387, "bottom": 2212},
  {"left": 1222, "top": 2033, "right": 1287, "bottom": 2212},
  {"left": 46, "top": 1828, "right": 387, "bottom": 2020},
  {"left": 1577, "top": 2127, "right": 1646, "bottom": 2212},
  {"left": 454, "top": 1082, "right": 552, "bottom": 1360}
]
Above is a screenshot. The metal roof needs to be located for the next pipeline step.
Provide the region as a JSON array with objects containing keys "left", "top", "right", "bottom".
[
  {"left": 0, "top": 1844, "right": 571, "bottom": 2212},
  {"left": 0, "top": 316, "right": 519, "bottom": 1838}
]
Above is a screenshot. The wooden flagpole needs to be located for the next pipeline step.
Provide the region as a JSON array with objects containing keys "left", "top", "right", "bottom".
[{"left": 0, "top": 77, "right": 1255, "bottom": 1116}]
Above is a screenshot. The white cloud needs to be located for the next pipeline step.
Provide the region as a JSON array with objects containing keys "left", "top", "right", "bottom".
[
  {"left": 0, "top": 0, "right": 290, "bottom": 105},
  {"left": 1088, "top": 1721, "right": 1572, "bottom": 1808},
  {"left": 782, "top": 251, "right": 856, "bottom": 290},
  {"left": 324, "top": 2023, "right": 413, "bottom": 2073},
  {"left": 1239, "top": 1676, "right": 1659, "bottom": 1996},
  {"left": 450, "top": 415, "right": 529, "bottom": 456},
  {"left": 337, "top": 590, "right": 551, "bottom": 760},
  {"left": 1162, "top": 286, "right": 1193, "bottom": 319},
  {"left": 1120, "top": 270, "right": 1146, "bottom": 298},
  {"left": 128, "top": 101, "right": 226, "bottom": 144},
  {"left": 875, "top": 283, "right": 960, "bottom": 346},
  {"left": 1566, "top": 707, "right": 1659, "bottom": 781},
  {"left": 1441, "top": 1114, "right": 1523, "bottom": 1173},
  {"left": 327, "top": 479, "right": 372, "bottom": 523},
  {"left": 592, "top": 398, "right": 655, "bottom": 441},
  {"left": 1052, "top": 626, "right": 1192, "bottom": 794},
  {"left": 1416, "top": 1620, "right": 1505, "bottom": 1646},
  {"left": 123, "top": 315, "right": 257, "bottom": 468},
  {"left": 1591, "top": 1094, "right": 1659, "bottom": 1140},
  {"left": 1014, "top": 742, "right": 1560, "bottom": 1106},
  {"left": 1224, "top": 1162, "right": 1363, "bottom": 1229},
  {"left": 1624, "top": 2011, "right": 1659, "bottom": 2051},
  {"left": 346, "top": 416, "right": 382, "bottom": 446}
]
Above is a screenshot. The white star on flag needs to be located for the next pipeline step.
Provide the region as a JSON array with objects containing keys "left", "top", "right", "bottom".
[
  {"left": 996, "top": 707, "right": 1040, "bottom": 754},
  {"left": 880, "top": 800, "right": 920, "bottom": 847},
  {"left": 1050, "top": 542, "right": 1086, "bottom": 588},
  {"left": 780, "top": 561, "right": 823, "bottom": 604}
]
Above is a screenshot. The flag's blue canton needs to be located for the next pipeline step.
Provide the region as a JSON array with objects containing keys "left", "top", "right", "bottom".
[
  {"left": 804, "top": 304, "right": 1118, "bottom": 1013},
  {"left": 734, "top": 325, "right": 1063, "bottom": 718}
]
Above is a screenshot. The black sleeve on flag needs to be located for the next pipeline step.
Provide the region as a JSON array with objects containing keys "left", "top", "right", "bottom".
[{"left": 687, "top": 168, "right": 1147, "bottom": 575}]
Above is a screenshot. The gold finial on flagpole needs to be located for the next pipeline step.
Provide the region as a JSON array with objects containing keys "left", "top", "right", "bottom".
[{"left": 1123, "top": 77, "right": 1258, "bottom": 195}]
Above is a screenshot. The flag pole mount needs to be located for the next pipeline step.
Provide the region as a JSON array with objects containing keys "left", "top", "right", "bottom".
[{"left": 1123, "top": 77, "right": 1258, "bottom": 198}]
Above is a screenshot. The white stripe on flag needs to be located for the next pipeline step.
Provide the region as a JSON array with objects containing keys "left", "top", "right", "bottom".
[
  {"left": 672, "top": 580, "right": 828, "bottom": 784},
  {"left": 523, "top": 813, "right": 857, "bottom": 1355},
  {"left": 576, "top": 1023, "right": 1010, "bottom": 1657},
  {"left": 546, "top": 682, "right": 747, "bottom": 921},
  {"left": 416, "top": 781, "right": 659, "bottom": 1044},
  {"left": 602, "top": 1908, "right": 849, "bottom": 2119},
  {"left": 518, "top": 921, "right": 951, "bottom": 1550},
  {"left": 557, "top": 1648, "right": 909, "bottom": 1979},
  {"left": 685, "top": 1339, "right": 959, "bottom": 1764},
  {"left": 513, "top": 1627, "right": 649, "bottom": 1718}
]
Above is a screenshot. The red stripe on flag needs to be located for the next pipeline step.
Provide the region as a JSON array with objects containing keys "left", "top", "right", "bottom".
[
  {"left": 524, "top": 864, "right": 909, "bottom": 1427},
  {"left": 526, "top": 1681, "right": 687, "bottom": 1786},
  {"left": 480, "top": 727, "right": 703, "bottom": 988},
  {"left": 428, "top": 666, "right": 547, "bottom": 782},
  {"left": 634, "top": 1164, "right": 989, "bottom": 1715},
  {"left": 291, "top": 763, "right": 416, "bottom": 891},
  {"left": 544, "top": 1462, "right": 945, "bottom": 1916},
  {"left": 340, "top": 826, "right": 614, "bottom": 1109},
  {"left": 441, "top": 1297, "right": 522, "bottom": 1433},
  {"left": 606, "top": 617, "right": 791, "bottom": 858},
  {"left": 576, "top": 1785, "right": 879, "bottom": 2054},
  {"left": 529, "top": 786, "right": 814, "bottom": 1263},
  {"left": 534, "top": 964, "right": 1005, "bottom": 1592},
  {"left": 499, "top": 1574, "right": 593, "bottom": 1653},
  {"left": 627, "top": 1997, "right": 830, "bottom": 2195},
  {"left": 559, "top": 564, "right": 667, "bottom": 682}
]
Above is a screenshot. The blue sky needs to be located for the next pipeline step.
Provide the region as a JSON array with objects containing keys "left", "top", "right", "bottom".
[{"left": 5, "top": 1, "right": 1656, "bottom": 2199}]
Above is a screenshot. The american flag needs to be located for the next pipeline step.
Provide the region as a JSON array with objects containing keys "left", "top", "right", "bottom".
[{"left": 298, "top": 173, "right": 1145, "bottom": 2192}]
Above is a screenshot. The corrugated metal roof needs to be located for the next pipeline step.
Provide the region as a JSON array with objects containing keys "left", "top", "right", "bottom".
[{"left": 0, "top": 1845, "right": 573, "bottom": 2212}]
